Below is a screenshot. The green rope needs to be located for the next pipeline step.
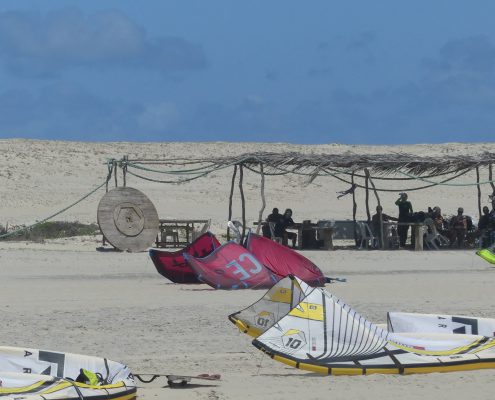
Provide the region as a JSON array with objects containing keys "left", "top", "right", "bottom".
[
  {"left": 117, "top": 155, "right": 491, "bottom": 192},
  {"left": 244, "top": 161, "right": 487, "bottom": 189},
  {"left": 0, "top": 181, "right": 107, "bottom": 239},
  {"left": 127, "top": 161, "right": 220, "bottom": 175},
  {"left": 324, "top": 166, "right": 470, "bottom": 181},
  {"left": 243, "top": 164, "right": 291, "bottom": 176},
  {"left": 397, "top": 169, "right": 495, "bottom": 186},
  {"left": 125, "top": 168, "right": 224, "bottom": 184},
  {"left": 318, "top": 167, "right": 472, "bottom": 192}
]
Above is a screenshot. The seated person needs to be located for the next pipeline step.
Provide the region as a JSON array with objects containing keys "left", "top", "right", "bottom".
[
  {"left": 430, "top": 206, "right": 446, "bottom": 233},
  {"left": 371, "top": 205, "right": 398, "bottom": 247},
  {"left": 275, "top": 208, "right": 297, "bottom": 248},
  {"left": 427, "top": 206, "right": 450, "bottom": 239},
  {"left": 262, "top": 207, "right": 283, "bottom": 238},
  {"left": 449, "top": 207, "right": 469, "bottom": 248}
]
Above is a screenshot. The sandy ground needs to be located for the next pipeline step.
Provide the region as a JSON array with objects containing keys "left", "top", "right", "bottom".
[
  {"left": 1, "top": 239, "right": 494, "bottom": 399},
  {"left": 1, "top": 139, "right": 495, "bottom": 399}
]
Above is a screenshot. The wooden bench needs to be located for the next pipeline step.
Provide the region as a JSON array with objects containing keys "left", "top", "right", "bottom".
[{"left": 155, "top": 219, "right": 210, "bottom": 248}]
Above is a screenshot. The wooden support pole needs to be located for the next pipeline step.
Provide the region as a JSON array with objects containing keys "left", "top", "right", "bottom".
[
  {"left": 227, "top": 165, "right": 238, "bottom": 241},
  {"left": 106, "top": 160, "right": 113, "bottom": 193},
  {"left": 256, "top": 163, "right": 266, "bottom": 234},
  {"left": 365, "top": 168, "right": 383, "bottom": 249},
  {"left": 113, "top": 160, "right": 118, "bottom": 187},
  {"left": 238, "top": 164, "right": 246, "bottom": 242},
  {"left": 490, "top": 164, "right": 495, "bottom": 193},
  {"left": 364, "top": 170, "right": 371, "bottom": 222},
  {"left": 352, "top": 171, "right": 358, "bottom": 246},
  {"left": 476, "top": 167, "right": 482, "bottom": 219},
  {"left": 122, "top": 155, "right": 128, "bottom": 187}
]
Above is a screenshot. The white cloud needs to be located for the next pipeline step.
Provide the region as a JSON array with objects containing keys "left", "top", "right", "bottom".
[
  {"left": 0, "top": 8, "right": 207, "bottom": 77},
  {"left": 137, "top": 101, "right": 179, "bottom": 132}
]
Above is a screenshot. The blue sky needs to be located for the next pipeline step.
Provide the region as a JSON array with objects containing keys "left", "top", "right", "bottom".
[{"left": 0, "top": 1, "right": 494, "bottom": 144}]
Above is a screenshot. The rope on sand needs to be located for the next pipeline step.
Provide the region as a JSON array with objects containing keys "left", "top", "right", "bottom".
[{"left": 0, "top": 180, "right": 107, "bottom": 239}]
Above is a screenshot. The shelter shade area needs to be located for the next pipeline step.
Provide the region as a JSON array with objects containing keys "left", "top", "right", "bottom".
[{"left": 101, "top": 151, "right": 495, "bottom": 251}]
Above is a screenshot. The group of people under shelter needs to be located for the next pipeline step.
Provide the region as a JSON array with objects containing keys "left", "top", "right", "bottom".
[
  {"left": 261, "top": 208, "right": 298, "bottom": 248},
  {"left": 372, "top": 192, "right": 495, "bottom": 249},
  {"left": 260, "top": 192, "right": 495, "bottom": 251}
]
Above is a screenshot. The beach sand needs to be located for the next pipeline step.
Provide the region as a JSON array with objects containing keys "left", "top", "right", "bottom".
[{"left": 1, "top": 139, "right": 495, "bottom": 399}]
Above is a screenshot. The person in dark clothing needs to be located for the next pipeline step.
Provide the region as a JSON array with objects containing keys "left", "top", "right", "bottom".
[
  {"left": 395, "top": 192, "right": 413, "bottom": 247},
  {"left": 478, "top": 206, "right": 492, "bottom": 248},
  {"left": 371, "top": 205, "right": 398, "bottom": 248},
  {"left": 479, "top": 198, "right": 495, "bottom": 248},
  {"left": 449, "top": 207, "right": 469, "bottom": 248},
  {"left": 262, "top": 207, "right": 283, "bottom": 238},
  {"left": 275, "top": 208, "right": 297, "bottom": 248}
]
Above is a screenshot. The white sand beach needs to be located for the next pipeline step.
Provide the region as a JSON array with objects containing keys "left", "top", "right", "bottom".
[{"left": 1, "top": 139, "right": 495, "bottom": 399}]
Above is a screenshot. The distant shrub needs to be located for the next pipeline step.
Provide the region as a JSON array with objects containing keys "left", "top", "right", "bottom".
[{"left": 0, "top": 221, "right": 100, "bottom": 242}]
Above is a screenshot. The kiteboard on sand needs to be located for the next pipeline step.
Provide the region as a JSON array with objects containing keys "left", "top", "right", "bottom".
[{"left": 134, "top": 373, "right": 221, "bottom": 387}]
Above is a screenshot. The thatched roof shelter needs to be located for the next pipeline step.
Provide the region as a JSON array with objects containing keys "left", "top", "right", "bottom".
[
  {"left": 120, "top": 151, "right": 495, "bottom": 190},
  {"left": 122, "top": 150, "right": 495, "bottom": 175},
  {"left": 109, "top": 151, "right": 495, "bottom": 245}
]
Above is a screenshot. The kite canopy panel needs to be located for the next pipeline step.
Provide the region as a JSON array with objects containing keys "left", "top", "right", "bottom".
[
  {"left": 0, "top": 346, "right": 136, "bottom": 399},
  {"left": 387, "top": 312, "right": 495, "bottom": 337},
  {"left": 185, "top": 242, "right": 278, "bottom": 289},
  {"left": 149, "top": 232, "right": 220, "bottom": 283},
  {"left": 229, "top": 276, "right": 312, "bottom": 337},
  {"left": 232, "top": 276, "right": 495, "bottom": 375},
  {"left": 246, "top": 233, "right": 326, "bottom": 287},
  {"left": 477, "top": 248, "right": 495, "bottom": 264}
]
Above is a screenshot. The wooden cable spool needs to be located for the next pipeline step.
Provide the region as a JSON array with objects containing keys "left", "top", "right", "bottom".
[{"left": 97, "top": 187, "right": 159, "bottom": 252}]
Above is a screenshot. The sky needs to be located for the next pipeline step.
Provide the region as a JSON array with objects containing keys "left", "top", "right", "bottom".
[{"left": 0, "top": 1, "right": 495, "bottom": 144}]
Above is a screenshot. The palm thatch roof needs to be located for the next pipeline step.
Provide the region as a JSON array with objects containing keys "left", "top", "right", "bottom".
[{"left": 122, "top": 151, "right": 495, "bottom": 188}]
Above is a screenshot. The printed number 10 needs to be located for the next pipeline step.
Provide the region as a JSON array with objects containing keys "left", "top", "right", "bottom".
[{"left": 286, "top": 337, "right": 302, "bottom": 349}]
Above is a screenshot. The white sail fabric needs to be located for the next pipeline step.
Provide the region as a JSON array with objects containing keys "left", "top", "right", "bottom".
[
  {"left": 229, "top": 276, "right": 312, "bottom": 337},
  {"left": 0, "top": 346, "right": 136, "bottom": 399},
  {"left": 238, "top": 276, "right": 495, "bottom": 375},
  {"left": 253, "top": 284, "right": 390, "bottom": 363},
  {"left": 388, "top": 312, "right": 495, "bottom": 337}
]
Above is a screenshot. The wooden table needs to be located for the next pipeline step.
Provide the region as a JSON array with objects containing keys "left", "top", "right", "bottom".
[
  {"left": 156, "top": 219, "right": 210, "bottom": 248},
  {"left": 260, "top": 222, "right": 334, "bottom": 250}
]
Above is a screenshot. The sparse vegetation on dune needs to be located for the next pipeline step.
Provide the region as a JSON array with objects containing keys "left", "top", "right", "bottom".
[{"left": 0, "top": 221, "right": 99, "bottom": 242}]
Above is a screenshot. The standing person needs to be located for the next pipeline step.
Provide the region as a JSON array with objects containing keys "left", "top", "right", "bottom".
[
  {"left": 490, "top": 193, "right": 495, "bottom": 220},
  {"left": 395, "top": 192, "right": 413, "bottom": 248},
  {"left": 488, "top": 193, "right": 495, "bottom": 245},
  {"left": 275, "top": 208, "right": 297, "bottom": 248},
  {"left": 478, "top": 206, "right": 491, "bottom": 248},
  {"left": 262, "top": 207, "right": 283, "bottom": 238},
  {"left": 449, "top": 207, "right": 468, "bottom": 248}
]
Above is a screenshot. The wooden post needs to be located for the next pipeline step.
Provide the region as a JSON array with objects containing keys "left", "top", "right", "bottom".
[
  {"left": 113, "top": 160, "right": 118, "bottom": 187},
  {"left": 256, "top": 163, "right": 266, "bottom": 234},
  {"left": 106, "top": 160, "right": 113, "bottom": 193},
  {"left": 352, "top": 171, "right": 358, "bottom": 246},
  {"left": 227, "top": 165, "right": 238, "bottom": 241},
  {"left": 476, "top": 167, "right": 481, "bottom": 219},
  {"left": 122, "top": 155, "right": 128, "bottom": 187},
  {"left": 239, "top": 164, "right": 246, "bottom": 242},
  {"left": 364, "top": 170, "right": 371, "bottom": 222},
  {"left": 365, "top": 169, "right": 383, "bottom": 249},
  {"left": 490, "top": 164, "right": 495, "bottom": 193}
]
